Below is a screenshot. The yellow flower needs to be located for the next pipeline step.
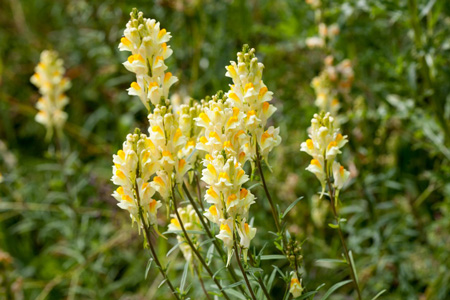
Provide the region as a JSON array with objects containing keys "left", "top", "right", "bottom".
[
  {"left": 30, "top": 50, "right": 71, "bottom": 139},
  {"left": 119, "top": 8, "right": 178, "bottom": 110},
  {"left": 289, "top": 272, "right": 304, "bottom": 298}
]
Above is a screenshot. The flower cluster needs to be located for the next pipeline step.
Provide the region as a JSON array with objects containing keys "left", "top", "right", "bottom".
[
  {"left": 195, "top": 94, "right": 256, "bottom": 264},
  {"left": 111, "top": 132, "right": 161, "bottom": 229},
  {"left": 119, "top": 8, "right": 178, "bottom": 110},
  {"left": 306, "top": 23, "right": 339, "bottom": 49},
  {"left": 147, "top": 104, "right": 196, "bottom": 201},
  {"left": 168, "top": 204, "right": 202, "bottom": 263},
  {"left": 311, "top": 56, "right": 354, "bottom": 115},
  {"left": 225, "top": 45, "right": 281, "bottom": 162},
  {"left": 113, "top": 10, "right": 200, "bottom": 234},
  {"left": 30, "top": 50, "right": 71, "bottom": 139},
  {"left": 300, "top": 112, "right": 350, "bottom": 196}
]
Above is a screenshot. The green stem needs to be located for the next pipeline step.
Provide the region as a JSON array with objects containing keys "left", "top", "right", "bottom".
[
  {"left": 171, "top": 184, "right": 231, "bottom": 300},
  {"left": 325, "top": 165, "right": 362, "bottom": 300},
  {"left": 233, "top": 239, "right": 257, "bottom": 300},
  {"left": 255, "top": 146, "right": 286, "bottom": 248},
  {"left": 181, "top": 183, "right": 249, "bottom": 296},
  {"left": 135, "top": 181, "right": 180, "bottom": 300},
  {"left": 248, "top": 253, "right": 272, "bottom": 300},
  {"left": 195, "top": 264, "right": 212, "bottom": 300}
]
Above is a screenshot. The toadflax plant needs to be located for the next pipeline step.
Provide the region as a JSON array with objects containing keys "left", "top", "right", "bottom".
[{"left": 110, "top": 7, "right": 368, "bottom": 300}]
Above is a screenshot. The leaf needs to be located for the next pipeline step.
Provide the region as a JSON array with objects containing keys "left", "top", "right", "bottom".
[
  {"left": 348, "top": 251, "right": 360, "bottom": 285},
  {"left": 319, "top": 280, "right": 352, "bottom": 300},
  {"left": 221, "top": 280, "right": 246, "bottom": 291},
  {"left": 267, "top": 268, "right": 277, "bottom": 291},
  {"left": 260, "top": 255, "right": 286, "bottom": 261},
  {"left": 162, "top": 229, "right": 205, "bottom": 235},
  {"left": 371, "top": 289, "right": 387, "bottom": 300},
  {"left": 315, "top": 258, "right": 346, "bottom": 268},
  {"left": 282, "top": 196, "right": 304, "bottom": 219},
  {"left": 145, "top": 257, "right": 153, "bottom": 279},
  {"left": 315, "top": 283, "right": 326, "bottom": 291},
  {"left": 225, "top": 288, "right": 247, "bottom": 300},
  {"left": 166, "top": 241, "right": 183, "bottom": 257},
  {"left": 247, "top": 183, "right": 262, "bottom": 190},
  {"left": 206, "top": 244, "right": 215, "bottom": 265},
  {"left": 213, "top": 266, "right": 226, "bottom": 279},
  {"left": 419, "top": 0, "right": 437, "bottom": 18},
  {"left": 180, "top": 262, "right": 189, "bottom": 292},
  {"left": 328, "top": 223, "right": 338, "bottom": 229},
  {"left": 294, "top": 291, "right": 318, "bottom": 300},
  {"left": 158, "top": 278, "right": 167, "bottom": 288}
]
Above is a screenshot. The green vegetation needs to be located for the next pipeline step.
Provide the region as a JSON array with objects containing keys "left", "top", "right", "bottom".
[{"left": 1, "top": 0, "right": 449, "bottom": 299}]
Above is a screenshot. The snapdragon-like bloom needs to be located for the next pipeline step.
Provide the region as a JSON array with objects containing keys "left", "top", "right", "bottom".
[
  {"left": 30, "top": 50, "right": 71, "bottom": 139},
  {"left": 311, "top": 56, "right": 354, "bottom": 115},
  {"left": 225, "top": 45, "right": 281, "bottom": 162},
  {"left": 119, "top": 8, "right": 178, "bottom": 110},
  {"left": 289, "top": 272, "right": 304, "bottom": 298},
  {"left": 168, "top": 205, "right": 201, "bottom": 263},
  {"left": 300, "top": 112, "right": 349, "bottom": 195},
  {"left": 147, "top": 104, "right": 201, "bottom": 200},
  {"left": 111, "top": 132, "right": 161, "bottom": 228},
  {"left": 195, "top": 93, "right": 257, "bottom": 264},
  {"left": 306, "top": 23, "right": 339, "bottom": 49}
]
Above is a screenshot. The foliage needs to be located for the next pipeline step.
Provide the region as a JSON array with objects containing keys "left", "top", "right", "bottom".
[{"left": 0, "top": 0, "right": 449, "bottom": 299}]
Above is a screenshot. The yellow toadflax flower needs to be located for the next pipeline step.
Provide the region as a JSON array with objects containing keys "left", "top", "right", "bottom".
[
  {"left": 300, "top": 112, "right": 350, "bottom": 196},
  {"left": 119, "top": 8, "right": 178, "bottom": 110},
  {"left": 225, "top": 45, "right": 281, "bottom": 163},
  {"left": 30, "top": 50, "right": 71, "bottom": 139},
  {"left": 111, "top": 132, "right": 161, "bottom": 229},
  {"left": 168, "top": 205, "right": 202, "bottom": 263},
  {"left": 195, "top": 92, "right": 257, "bottom": 264},
  {"left": 289, "top": 272, "right": 304, "bottom": 298},
  {"left": 311, "top": 56, "right": 354, "bottom": 117}
]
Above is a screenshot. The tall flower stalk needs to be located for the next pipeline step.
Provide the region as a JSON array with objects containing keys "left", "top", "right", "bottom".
[
  {"left": 30, "top": 50, "right": 71, "bottom": 141},
  {"left": 301, "top": 112, "right": 361, "bottom": 299}
]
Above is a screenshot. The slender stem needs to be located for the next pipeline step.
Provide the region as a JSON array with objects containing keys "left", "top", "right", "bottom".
[
  {"left": 248, "top": 253, "right": 272, "bottom": 300},
  {"left": 325, "top": 167, "right": 362, "bottom": 300},
  {"left": 182, "top": 183, "right": 249, "bottom": 296},
  {"left": 171, "top": 184, "right": 231, "bottom": 300},
  {"left": 195, "top": 265, "right": 212, "bottom": 300},
  {"left": 256, "top": 146, "right": 288, "bottom": 250},
  {"left": 233, "top": 240, "right": 257, "bottom": 300},
  {"left": 135, "top": 182, "right": 180, "bottom": 300},
  {"left": 255, "top": 147, "right": 280, "bottom": 233},
  {"left": 194, "top": 171, "right": 205, "bottom": 210}
]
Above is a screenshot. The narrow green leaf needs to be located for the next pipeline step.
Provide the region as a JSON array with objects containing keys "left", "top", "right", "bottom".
[
  {"left": 166, "top": 241, "right": 183, "bottom": 257},
  {"left": 328, "top": 223, "right": 338, "bottom": 229},
  {"left": 212, "top": 266, "right": 226, "bottom": 279},
  {"left": 348, "top": 251, "right": 359, "bottom": 285},
  {"left": 206, "top": 244, "right": 215, "bottom": 265},
  {"left": 319, "top": 280, "right": 352, "bottom": 300},
  {"left": 260, "top": 254, "right": 286, "bottom": 261},
  {"left": 294, "top": 291, "right": 318, "bottom": 300},
  {"left": 162, "top": 229, "right": 205, "bottom": 235},
  {"left": 371, "top": 289, "right": 387, "bottom": 300},
  {"left": 145, "top": 257, "right": 153, "bottom": 279},
  {"left": 315, "top": 283, "right": 326, "bottom": 291},
  {"left": 221, "top": 280, "right": 246, "bottom": 291},
  {"left": 267, "top": 268, "right": 277, "bottom": 291},
  {"left": 180, "top": 261, "right": 189, "bottom": 292},
  {"left": 282, "top": 196, "right": 304, "bottom": 219},
  {"left": 225, "top": 288, "right": 247, "bottom": 300},
  {"left": 158, "top": 278, "right": 167, "bottom": 288},
  {"left": 248, "top": 183, "right": 262, "bottom": 190}
]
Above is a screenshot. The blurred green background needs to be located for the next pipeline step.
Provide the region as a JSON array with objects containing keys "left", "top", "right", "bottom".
[{"left": 0, "top": 0, "right": 449, "bottom": 299}]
